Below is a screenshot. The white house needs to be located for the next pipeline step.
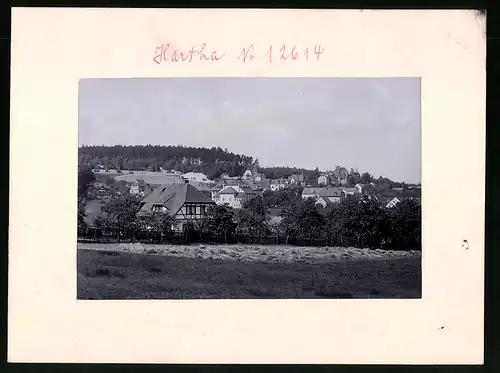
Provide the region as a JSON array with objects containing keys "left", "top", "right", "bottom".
[
  {"left": 130, "top": 179, "right": 152, "bottom": 196},
  {"left": 212, "top": 186, "right": 247, "bottom": 209},
  {"left": 270, "top": 180, "right": 280, "bottom": 191},
  {"left": 242, "top": 169, "right": 253, "bottom": 180},
  {"left": 341, "top": 187, "right": 357, "bottom": 196},
  {"left": 318, "top": 174, "right": 329, "bottom": 185},
  {"left": 386, "top": 197, "right": 401, "bottom": 208},
  {"left": 182, "top": 172, "right": 210, "bottom": 182}
]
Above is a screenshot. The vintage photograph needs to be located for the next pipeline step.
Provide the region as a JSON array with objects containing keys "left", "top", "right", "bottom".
[{"left": 77, "top": 77, "right": 422, "bottom": 300}]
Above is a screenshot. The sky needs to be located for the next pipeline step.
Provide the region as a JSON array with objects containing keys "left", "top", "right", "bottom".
[{"left": 79, "top": 77, "right": 421, "bottom": 183}]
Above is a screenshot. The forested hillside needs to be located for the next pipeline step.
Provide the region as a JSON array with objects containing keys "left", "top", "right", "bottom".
[
  {"left": 78, "top": 145, "right": 419, "bottom": 188},
  {"left": 78, "top": 145, "right": 320, "bottom": 180}
]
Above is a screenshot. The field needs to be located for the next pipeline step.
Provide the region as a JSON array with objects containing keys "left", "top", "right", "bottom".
[
  {"left": 114, "top": 171, "right": 180, "bottom": 185},
  {"left": 77, "top": 243, "right": 421, "bottom": 299}
]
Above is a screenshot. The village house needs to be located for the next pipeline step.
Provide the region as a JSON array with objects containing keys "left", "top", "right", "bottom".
[
  {"left": 239, "top": 168, "right": 270, "bottom": 191},
  {"left": 242, "top": 169, "right": 253, "bottom": 180},
  {"left": 288, "top": 173, "right": 304, "bottom": 185},
  {"left": 182, "top": 172, "right": 210, "bottom": 183},
  {"left": 187, "top": 180, "right": 214, "bottom": 198},
  {"left": 278, "top": 178, "right": 287, "bottom": 189},
  {"left": 302, "top": 186, "right": 343, "bottom": 204},
  {"left": 315, "top": 196, "right": 336, "bottom": 208},
  {"left": 318, "top": 173, "right": 329, "bottom": 185},
  {"left": 385, "top": 197, "right": 401, "bottom": 208},
  {"left": 137, "top": 180, "right": 216, "bottom": 232},
  {"left": 129, "top": 179, "right": 152, "bottom": 196},
  {"left": 341, "top": 187, "right": 358, "bottom": 197},
  {"left": 212, "top": 186, "right": 248, "bottom": 209},
  {"left": 269, "top": 178, "right": 287, "bottom": 191},
  {"left": 270, "top": 179, "right": 280, "bottom": 192},
  {"left": 338, "top": 167, "right": 349, "bottom": 186},
  {"left": 211, "top": 177, "right": 263, "bottom": 208},
  {"left": 355, "top": 183, "right": 377, "bottom": 196}
]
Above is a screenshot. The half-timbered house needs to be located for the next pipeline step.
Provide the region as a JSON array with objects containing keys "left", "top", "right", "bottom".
[{"left": 137, "top": 180, "right": 216, "bottom": 231}]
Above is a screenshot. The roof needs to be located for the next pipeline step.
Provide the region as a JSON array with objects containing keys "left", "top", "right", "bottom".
[
  {"left": 255, "top": 179, "right": 271, "bottom": 190},
  {"left": 303, "top": 187, "right": 342, "bottom": 197},
  {"left": 302, "top": 188, "right": 317, "bottom": 195},
  {"left": 342, "top": 187, "right": 357, "bottom": 193},
  {"left": 220, "top": 187, "right": 238, "bottom": 195},
  {"left": 138, "top": 183, "right": 215, "bottom": 216},
  {"left": 318, "top": 187, "right": 342, "bottom": 197},
  {"left": 182, "top": 172, "right": 210, "bottom": 180}
]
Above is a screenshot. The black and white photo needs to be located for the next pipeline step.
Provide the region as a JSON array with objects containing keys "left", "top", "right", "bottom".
[{"left": 77, "top": 77, "right": 422, "bottom": 299}]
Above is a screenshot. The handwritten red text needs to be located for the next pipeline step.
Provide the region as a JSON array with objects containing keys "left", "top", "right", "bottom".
[
  {"left": 153, "top": 43, "right": 226, "bottom": 64},
  {"left": 153, "top": 43, "right": 324, "bottom": 64}
]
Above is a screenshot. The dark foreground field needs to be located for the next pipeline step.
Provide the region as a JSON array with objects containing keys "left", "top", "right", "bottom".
[{"left": 77, "top": 247, "right": 421, "bottom": 299}]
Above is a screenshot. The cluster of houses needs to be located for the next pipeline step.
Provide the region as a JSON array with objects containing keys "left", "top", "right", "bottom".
[
  {"left": 317, "top": 166, "right": 357, "bottom": 186},
  {"left": 118, "top": 166, "right": 419, "bottom": 232}
]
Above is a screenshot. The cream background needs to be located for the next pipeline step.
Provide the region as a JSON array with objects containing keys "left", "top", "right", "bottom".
[{"left": 9, "top": 8, "right": 486, "bottom": 364}]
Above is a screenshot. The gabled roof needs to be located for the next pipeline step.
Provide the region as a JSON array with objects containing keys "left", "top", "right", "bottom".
[
  {"left": 220, "top": 187, "right": 238, "bottom": 195},
  {"left": 138, "top": 183, "right": 215, "bottom": 216}
]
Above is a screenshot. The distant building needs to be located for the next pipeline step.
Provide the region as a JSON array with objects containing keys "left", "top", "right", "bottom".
[
  {"left": 288, "top": 173, "right": 304, "bottom": 185},
  {"left": 341, "top": 187, "right": 357, "bottom": 197},
  {"left": 211, "top": 177, "right": 263, "bottom": 208},
  {"left": 212, "top": 186, "right": 248, "bottom": 209},
  {"left": 242, "top": 169, "right": 253, "bottom": 180},
  {"left": 318, "top": 173, "right": 329, "bottom": 185},
  {"left": 130, "top": 179, "right": 152, "bottom": 196},
  {"left": 386, "top": 197, "right": 401, "bottom": 208},
  {"left": 302, "top": 186, "right": 343, "bottom": 204},
  {"left": 270, "top": 179, "right": 280, "bottom": 192},
  {"left": 137, "top": 180, "right": 216, "bottom": 232},
  {"left": 355, "top": 183, "right": 377, "bottom": 197},
  {"left": 315, "top": 196, "right": 336, "bottom": 208},
  {"left": 182, "top": 172, "right": 210, "bottom": 183}
]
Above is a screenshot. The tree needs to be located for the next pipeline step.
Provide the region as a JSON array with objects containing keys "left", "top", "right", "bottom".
[
  {"left": 360, "top": 172, "right": 372, "bottom": 184},
  {"left": 200, "top": 205, "right": 236, "bottom": 243},
  {"left": 139, "top": 211, "right": 177, "bottom": 234},
  {"left": 387, "top": 198, "right": 421, "bottom": 250},
  {"left": 236, "top": 197, "right": 270, "bottom": 236},
  {"left": 77, "top": 197, "right": 88, "bottom": 230},
  {"left": 78, "top": 165, "right": 96, "bottom": 200},
  {"left": 279, "top": 198, "right": 326, "bottom": 242},
  {"left": 93, "top": 194, "right": 142, "bottom": 238},
  {"left": 278, "top": 201, "right": 302, "bottom": 243}
]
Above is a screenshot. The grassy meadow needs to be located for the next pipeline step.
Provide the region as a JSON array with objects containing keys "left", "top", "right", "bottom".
[{"left": 77, "top": 243, "right": 421, "bottom": 299}]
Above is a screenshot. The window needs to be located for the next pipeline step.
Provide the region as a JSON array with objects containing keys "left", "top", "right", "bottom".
[
  {"left": 187, "top": 205, "right": 194, "bottom": 215},
  {"left": 200, "top": 205, "right": 206, "bottom": 215}
]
